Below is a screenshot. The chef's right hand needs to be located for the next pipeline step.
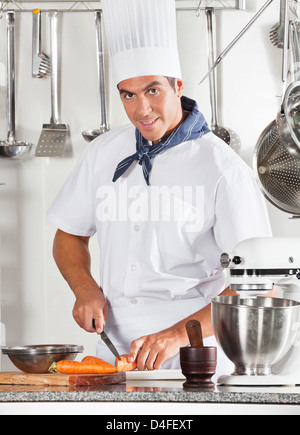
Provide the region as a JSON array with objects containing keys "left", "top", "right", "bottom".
[{"left": 72, "top": 285, "right": 108, "bottom": 335}]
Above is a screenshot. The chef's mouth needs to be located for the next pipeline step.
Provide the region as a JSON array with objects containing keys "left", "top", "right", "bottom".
[{"left": 139, "top": 118, "right": 159, "bottom": 130}]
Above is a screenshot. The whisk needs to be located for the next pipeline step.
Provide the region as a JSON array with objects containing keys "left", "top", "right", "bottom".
[
  {"left": 269, "top": 0, "right": 289, "bottom": 48},
  {"left": 32, "top": 9, "right": 51, "bottom": 78}
]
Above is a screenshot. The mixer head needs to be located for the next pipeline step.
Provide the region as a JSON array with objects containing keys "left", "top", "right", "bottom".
[{"left": 220, "top": 237, "right": 300, "bottom": 296}]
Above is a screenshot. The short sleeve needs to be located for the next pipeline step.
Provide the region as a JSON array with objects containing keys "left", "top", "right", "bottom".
[
  {"left": 214, "top": 173, "right": 272, "bottom": 252},
  {"left": 47, "top": 148, "right": 96, "bottom": 237}
]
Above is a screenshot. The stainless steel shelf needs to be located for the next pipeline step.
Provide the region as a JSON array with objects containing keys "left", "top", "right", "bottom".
[{"left": 0, "top": 0, "right": 247, "bottom": 14}]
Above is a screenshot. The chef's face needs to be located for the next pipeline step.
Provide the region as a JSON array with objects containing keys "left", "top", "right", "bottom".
[{"left": 118, "top": 76, "right": 185, "bottom": 144}]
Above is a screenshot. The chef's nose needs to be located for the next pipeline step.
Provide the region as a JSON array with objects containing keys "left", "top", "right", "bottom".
[{"left": 136, "top": 96, "right": 152, "bottom": 117}]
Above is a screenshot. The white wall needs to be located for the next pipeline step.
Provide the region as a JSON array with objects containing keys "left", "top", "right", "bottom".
[{"left": 0, "top": 0, "right": 299, "bottom": 370}]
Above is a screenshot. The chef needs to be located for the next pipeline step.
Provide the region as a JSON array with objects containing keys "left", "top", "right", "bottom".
[{"left": 48, "top": 0, "right": 272, "bottom": 373}]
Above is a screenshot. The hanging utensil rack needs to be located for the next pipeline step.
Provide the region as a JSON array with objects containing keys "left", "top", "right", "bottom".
[{"left": 0, "top": 0, "right": 246, "bottom": 15}]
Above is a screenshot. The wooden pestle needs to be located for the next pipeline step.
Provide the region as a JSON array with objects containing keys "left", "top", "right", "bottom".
[{"left": 185, "top": 320, "right": 204, "bottom": 348}]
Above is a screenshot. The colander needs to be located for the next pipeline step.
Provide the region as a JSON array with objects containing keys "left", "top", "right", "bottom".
[
  {"left": 276, "top": 22, "right": 300, "bottom": 158},
  {"left": 254, "top": 120, "right": 300, "bottom": 216}
]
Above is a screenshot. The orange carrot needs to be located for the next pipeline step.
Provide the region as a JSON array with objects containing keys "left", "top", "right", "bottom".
[
  {"left": 115, "top": 355, "right": 137, "bottom": 372},
  {"left": 49, "top": 360, "right": 117, "bottom": 374},
  {"left": 82, "top": 356, "right": 116, "bottom": 370}
]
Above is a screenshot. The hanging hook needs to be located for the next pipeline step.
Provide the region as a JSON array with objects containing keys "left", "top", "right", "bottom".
[{"left": 196, "top": 0, "right": 202, "bottom": 16}]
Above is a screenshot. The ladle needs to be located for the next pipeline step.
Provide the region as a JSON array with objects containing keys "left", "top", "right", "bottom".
[
  {"left": 206, "top": 8, "right": 231, "bottom": 146},
  {"left": 82, "top": 10, "right": 109, "bottom": 142},
  {"left": 0, "top": 11, "right": 33, "bottom": 159}
]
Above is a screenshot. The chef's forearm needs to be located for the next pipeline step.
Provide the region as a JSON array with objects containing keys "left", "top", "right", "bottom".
[
  {"left": 53, "top": 229, "right": 97, "bottom": 296},
  {"left": 172, "top": 287, "right": 234, "bottom": 347},
  {"left": 172, "top": 303, "right": 214, "bottom": 347},
  {"left": 53, "top": 229, "right": 107, "bottom": 333}
]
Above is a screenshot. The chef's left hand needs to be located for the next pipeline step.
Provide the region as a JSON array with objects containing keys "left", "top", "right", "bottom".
[{"left": 128, "top": 327, "right": 183, "bottom": 371}]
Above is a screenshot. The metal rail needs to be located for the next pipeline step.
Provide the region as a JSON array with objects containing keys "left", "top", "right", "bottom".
[{"left": 0, "top": 0, "right": 247, "bottom": 15}]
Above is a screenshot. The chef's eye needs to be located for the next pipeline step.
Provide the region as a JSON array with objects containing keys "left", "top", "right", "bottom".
[
  {"left": 149, "top": 88, "right": 159, "bottom": 95},
  {"left": 124, "top": 93, "right": 135, "bottom": 101}
]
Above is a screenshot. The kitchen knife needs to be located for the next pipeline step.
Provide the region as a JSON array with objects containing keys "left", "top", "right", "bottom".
[{"left": 92, "top": 319, "right": 121, "bottom": 360}]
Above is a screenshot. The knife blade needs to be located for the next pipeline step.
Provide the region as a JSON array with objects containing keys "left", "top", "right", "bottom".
[
  {"left": 92, "top": 319, "right": 121, "bottom": 360},
  {"left": 101, "top": 331, "right": 122, "bottom": 361}
]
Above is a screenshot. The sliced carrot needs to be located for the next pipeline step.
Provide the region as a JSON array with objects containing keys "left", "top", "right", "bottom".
[
  {"left": 82, "top": 356, "right": 116, "bottom": 370},
  {"left": 49, "top": 360, "right": 117, "bottom": 374},
  {"left": 115, "top": 355, "right": 137, "bottom": 372}
]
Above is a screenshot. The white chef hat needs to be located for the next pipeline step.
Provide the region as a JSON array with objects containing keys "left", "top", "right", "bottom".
[{"left": 101, "top": 0, "right": 182, "bottom": 85}]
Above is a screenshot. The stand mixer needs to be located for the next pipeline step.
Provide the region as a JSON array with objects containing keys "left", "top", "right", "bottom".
[{"left": 213, "top": 237, "right": 300, "bottom": 386}]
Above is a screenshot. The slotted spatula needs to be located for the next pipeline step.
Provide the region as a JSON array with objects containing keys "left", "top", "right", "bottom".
[{"left": 35, "top": 10, "right": 69, "bottom": 157}]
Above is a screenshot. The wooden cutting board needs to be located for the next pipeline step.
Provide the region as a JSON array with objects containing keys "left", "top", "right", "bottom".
[{"left": 0, "top": 371, "right": 126, "bottom": 387}]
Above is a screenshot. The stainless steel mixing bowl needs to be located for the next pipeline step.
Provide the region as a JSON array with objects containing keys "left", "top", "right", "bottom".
[
  {"left": 212, "top": 296, "right": 300, "bottom": 376},
  {"left": 2, "top": 345, "right": 84, "bottom": 374}
]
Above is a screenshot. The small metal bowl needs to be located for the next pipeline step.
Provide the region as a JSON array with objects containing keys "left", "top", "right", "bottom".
[{"left": 2, "top": 345, "right": 84, "bottom": 374}]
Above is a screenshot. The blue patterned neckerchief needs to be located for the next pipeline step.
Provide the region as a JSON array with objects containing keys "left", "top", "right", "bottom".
[{"left": 112, "top": 96, "right": 210, "bottom": 186}]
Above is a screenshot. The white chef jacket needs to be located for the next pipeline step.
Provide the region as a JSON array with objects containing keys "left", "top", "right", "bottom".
[{"left": 48, "top": 123, "right": 272, "bottom": 373}]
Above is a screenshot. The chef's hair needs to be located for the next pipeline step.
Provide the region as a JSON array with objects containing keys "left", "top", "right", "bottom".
[
  {"left": 166, "top": 77, "right": 176, "bottom": 93},
  {"left": 117, "top": 76, "right": 177, "bottom": 92}
]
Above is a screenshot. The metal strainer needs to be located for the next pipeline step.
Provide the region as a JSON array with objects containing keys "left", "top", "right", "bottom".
[{"left": 254, "top": 120, "right": 300, "bottom": 216}]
